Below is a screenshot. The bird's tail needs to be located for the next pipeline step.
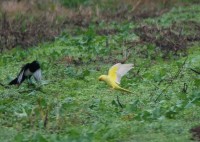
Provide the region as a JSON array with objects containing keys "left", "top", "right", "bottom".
[
  {"left": 117, "top": 86, "right": 133, "bottom": 94},
  {"left": 9, "top": 78, "right": 18, "bottom": 85}
]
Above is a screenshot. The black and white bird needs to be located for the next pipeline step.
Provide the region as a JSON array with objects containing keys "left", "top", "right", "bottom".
[{"left": 9, "top": 61, "right": 42, "bottom": 85}]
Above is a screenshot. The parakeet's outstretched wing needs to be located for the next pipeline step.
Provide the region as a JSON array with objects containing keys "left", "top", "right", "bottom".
[
  {"left": 33, "top": 69, "right": 42, "bottom": 81},
  {"left": 108, "top": 63, "right": 121, "bottom": 83},
  {"left": 108, "top": 63, "right": 133, "bottom": 84},
  {"left": 116, "top": 64, "right": 133, "bottom": 84}
]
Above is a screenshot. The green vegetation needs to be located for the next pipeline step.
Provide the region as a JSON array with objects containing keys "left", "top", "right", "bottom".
[
  {"left": 60, "top": 0, "right": 90, "bottom": 8},
  {"left": 0, "top": 2, "right": 200, "bottom": 142}
]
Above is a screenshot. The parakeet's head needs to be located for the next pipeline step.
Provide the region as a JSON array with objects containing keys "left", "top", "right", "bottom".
[{"left": 98, "top": 75, "right": 107, "bottom": 81}]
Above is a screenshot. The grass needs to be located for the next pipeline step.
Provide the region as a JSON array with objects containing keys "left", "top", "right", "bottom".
[{"left": 0, "top": 3, "right": 200, "bottom": 142}]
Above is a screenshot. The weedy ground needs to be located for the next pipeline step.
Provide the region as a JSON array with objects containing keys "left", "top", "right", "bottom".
[{"left": 0, "top": 3, "right": 200, "bottom": 142}]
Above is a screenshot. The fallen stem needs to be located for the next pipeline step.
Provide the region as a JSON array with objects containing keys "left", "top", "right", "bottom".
[
  {"left": 154, "top": 56, "right": 188, "bottom": 102},
  {"left": 117, "top": 95, "right": 123, "bottom": 108},
  {"left": 190, "top": 68, "right": 200, "bottom": 74}
]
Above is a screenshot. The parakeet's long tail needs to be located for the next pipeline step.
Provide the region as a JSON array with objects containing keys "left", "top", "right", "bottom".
[{"left": 117, "top": 86, "right": 133, "bottom": 94}]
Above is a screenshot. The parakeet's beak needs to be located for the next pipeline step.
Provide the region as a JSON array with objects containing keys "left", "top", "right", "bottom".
[
  {"left": 98, "top": 75, "right": 105, "bottom": 81},
  {"left": 99, "top": 75, "right": 106, "bottom": 81}
]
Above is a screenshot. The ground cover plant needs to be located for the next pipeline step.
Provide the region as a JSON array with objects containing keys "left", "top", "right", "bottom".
[{"left": 0, "top": 1, "right": 200, "bottom": 142}]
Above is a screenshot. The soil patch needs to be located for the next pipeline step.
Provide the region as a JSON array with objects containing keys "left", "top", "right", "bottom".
[
  {"left": 0, "top": 13, "right": 61, "bottom": 52},
  {"left": 133, "top": 21, "right": 200, "bottom": 55},
  {"left": 190, "top": 126, "right": 200, "bottom": 141}
]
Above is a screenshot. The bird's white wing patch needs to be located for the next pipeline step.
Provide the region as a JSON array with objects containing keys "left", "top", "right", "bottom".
[
  {"left": 33, "top": 69, "right": 42, "bottom": 81},
  {"left": 17, "top": 70, "right": 24, "bottom": 84},
  {"left": 116, "top": 64, "right": 133, "bottom": 84}
]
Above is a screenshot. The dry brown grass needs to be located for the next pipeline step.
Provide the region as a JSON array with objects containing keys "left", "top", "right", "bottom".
[
  {"left": 0, "top": 0, "right": 197, "bottom": 51},
  {"left": 0, "top": 0, "right": 178, "bottom": 22},
  {"left": 0, "top": 13, "right": 62, "bottom": 52},
  {"left": 1, "top": 1, "right": 29, "bottom": 14},
  {"left": 0, "top": 0, "right": 68, "bottom": 19},
  {"left": 0, "top": 0, "right": 191, "bottom": 25}
]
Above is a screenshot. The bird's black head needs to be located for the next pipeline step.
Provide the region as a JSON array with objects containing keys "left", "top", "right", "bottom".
[{"left": 29, "top": 60, "right": 40, "bottom": 72}]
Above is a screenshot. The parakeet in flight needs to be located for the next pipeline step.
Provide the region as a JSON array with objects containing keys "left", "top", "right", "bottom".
[
  {"left": 98, "top": 63, "right": 133, "bottom": 93},
  {"left": 9, "top": 61, "right": 42, "bottom": 85}
]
